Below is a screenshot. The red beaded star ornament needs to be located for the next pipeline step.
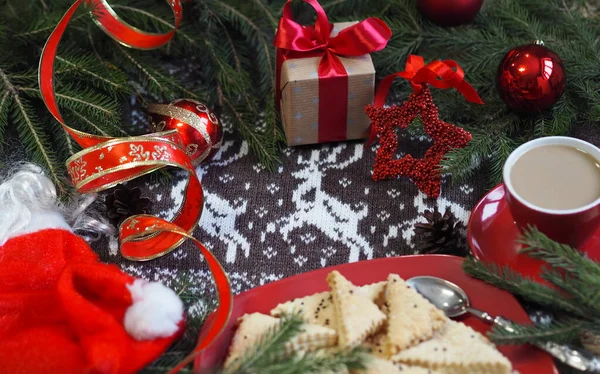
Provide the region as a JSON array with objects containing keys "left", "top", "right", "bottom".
[{"left": 365, "top": 55, "right": 484, "bottom": 198}]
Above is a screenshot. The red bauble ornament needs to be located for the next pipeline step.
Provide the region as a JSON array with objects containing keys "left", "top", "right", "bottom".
[
  {"left": 497, "top": 43, "right": 566, "bottom": 113},
  {"left": 148, "top": 99, "right": 223, "bottom": 164},
  {"left": 418, "top": 0, "right": 483, "bottom": 26}
]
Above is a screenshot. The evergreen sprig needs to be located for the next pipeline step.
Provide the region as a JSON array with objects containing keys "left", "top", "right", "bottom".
[
  {"left": 489, "top": 318, "right": 586, "bottom": 345},
  {"left": 220, "top": 313, "right": 366, "bottom": 374},
  {"left": 464, "top": 227, "right": 600, "bottom": 346}
]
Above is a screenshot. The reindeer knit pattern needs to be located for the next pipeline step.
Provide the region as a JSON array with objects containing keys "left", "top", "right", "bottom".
[{"left": 96, "top": 132, "right": 491, "bottom": 295}]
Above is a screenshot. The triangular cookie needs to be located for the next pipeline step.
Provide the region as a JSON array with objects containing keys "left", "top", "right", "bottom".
[
  {"left": 270, "top": 282, "right": 386, "bottom": 327},
  {"left": 327, "top": 271, "right": 386, "bottom": 347},
  {"left": 385, "top": 274, "right": 447, "bottom": 354},
  {"left": 352, "top": 356, "right": 442, "bottom": 374},
  {"left": 224, "top": 313, "right": 338, "bottom": 368},
  {"left": 271, "top": 291, "right": 336, "bottom": 327},
  {"left": 224, "top": 313, "right": 279, "bottom": 367},
  {"left": 286, "top": 323, "right": 338, "bottom": 353},
  {"left": 362, "top": 331, "right": 388, "bottom": 358},
  {"left": 391, "top": 320, "right": 512, "bottom": 374}
]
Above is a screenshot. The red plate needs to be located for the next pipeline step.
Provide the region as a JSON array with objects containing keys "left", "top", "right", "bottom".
[
  {"left": 468, "top": 184, "right": 600, "bottom": 281},
  {"left": 194, "top": 255, "right": 556, "bottom": 373}
]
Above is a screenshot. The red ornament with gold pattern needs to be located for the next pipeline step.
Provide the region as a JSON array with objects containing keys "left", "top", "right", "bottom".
[
  {"left": 496, "top": 42, "right": 566, "bottom": 113},
  {"left": 148, "top": 99, "right": 223, "bottom": 165}
]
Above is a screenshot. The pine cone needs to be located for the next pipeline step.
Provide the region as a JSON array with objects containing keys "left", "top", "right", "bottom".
[
  {"left": 414, "top": 206, "right": 466, "bottom": 256},
  {"left": 105, "top": 185, "right": 152, "bottom": 228}
]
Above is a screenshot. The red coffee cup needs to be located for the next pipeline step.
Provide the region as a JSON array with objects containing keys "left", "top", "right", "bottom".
[{"left": 503, "top": 136, "right": 600, "bottom": 249}]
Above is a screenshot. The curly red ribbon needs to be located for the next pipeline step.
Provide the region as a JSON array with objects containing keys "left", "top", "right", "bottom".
[
  {"left": 274, "top": 0, "right": 391, "bottom": 143},
  {"left": 368, "top": 55, "right": 483, "bottom": 144},
  {"left": 38, "top": 1, "right": 231, "bottom": 372}
]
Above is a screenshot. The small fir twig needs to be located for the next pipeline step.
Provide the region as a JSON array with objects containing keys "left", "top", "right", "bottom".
[
  {"left": 220, "top": 313, "right": 366, "bottom": 374},
  {"left": 489, "top": 318, "right": 586, "bottom": 345},
  {"left": 464, "top": 227, "right": 600, "bottom": 347},
  {"left": 463, "top": 257, "right": 588, "bottom": 318}
]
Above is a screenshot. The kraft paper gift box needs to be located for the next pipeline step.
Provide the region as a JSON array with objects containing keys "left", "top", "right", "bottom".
[{"left": 278, "top": 22, "right": 376, "bottom": 146}]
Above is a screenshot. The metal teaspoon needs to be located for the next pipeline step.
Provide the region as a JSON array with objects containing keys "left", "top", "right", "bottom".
[{"left": 406, "top": 275, "right": 600, "bottom": 372}]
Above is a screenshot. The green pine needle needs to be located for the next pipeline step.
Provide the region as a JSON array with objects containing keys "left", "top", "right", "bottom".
[
  {"left": 464, "top": 226, "right": 600, "bottom": 348},
  {"left": 489, "top": 318, "right": 585, "bottom": 345},
  {"left": 520, "top": 227, "right": 600, "bottom": 278},
  {"left": 463, "top": 257, "right": 588, "bottom": 318},
  {"left": 221, "top": 314, "right": 305, "bottom": 374},
  {"left": 220, "top": 313, "right": 366, "bottom": 374}
]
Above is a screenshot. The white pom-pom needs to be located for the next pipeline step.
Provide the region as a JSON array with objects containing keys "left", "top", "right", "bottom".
[
  {"left": 124, "top": 279, "right": 184, "bottom": 341},
  {"left": 0, "top": 164, "right": 70, "bottom": 246}
]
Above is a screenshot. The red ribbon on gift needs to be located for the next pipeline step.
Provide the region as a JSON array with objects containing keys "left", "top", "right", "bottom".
[
  {"left": 274, "top": 0, "right": 391, "bottom": 143},
  {"left": 39, "top": 1, "right": 231, "bottom": 372},
  {"left": 368, "top": 55, "right": 483, "bottom": 144}
]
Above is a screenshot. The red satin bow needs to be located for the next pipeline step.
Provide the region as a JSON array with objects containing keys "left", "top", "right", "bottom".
[
  {"left": 275, "top": 0, "right": 391, "bottom": 82},
  {"left": 368, "top": 55, "right": 482, "bottom": 145},
  {"left": 373, "top": 55, "right": 484, "bottom": 107}
]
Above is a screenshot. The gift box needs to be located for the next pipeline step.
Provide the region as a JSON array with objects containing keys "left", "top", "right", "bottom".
[
  {"left": 279, "top": 23, "right": 376, "bottom": 146},
  {"left": 274, "top": 1, "right": 391, "bottom": 147}
]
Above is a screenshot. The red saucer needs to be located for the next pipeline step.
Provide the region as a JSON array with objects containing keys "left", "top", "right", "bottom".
[{"left": 468, "top": 184, "right": 600, "bottom": 281}]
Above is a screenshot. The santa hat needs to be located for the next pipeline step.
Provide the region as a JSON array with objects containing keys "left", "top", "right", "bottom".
[{"left": 0, "top": 165, "right": 185, "bottom": 374}]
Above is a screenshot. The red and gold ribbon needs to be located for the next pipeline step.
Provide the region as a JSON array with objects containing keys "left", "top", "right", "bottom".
[
  {"left": 38, "top": 1, "right": 231, "bottom": 371},
  {"left": 274, "top": 0, "right": 391, "bottom": 143},
  {"left": 368, "top": 55, "right": 483, "bottom": 144}
]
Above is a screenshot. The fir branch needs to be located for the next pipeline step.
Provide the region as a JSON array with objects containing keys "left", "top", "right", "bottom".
[
  {"left": 55, "top": 54, "right": 129, "bottom": 93},
  {"left": 114, "top": 45, "right": 169, "bottom": 98},
  {"left": 251, "top": 0, "right": 278, "bottom": 29},
  {"left": 222, "top": 96, "right": 281, "bottom": 170},
  {"left": 488, "top": 135, "right": 517, "bottom": 185},
  {"left": 221, "top": 314, "right": 304, "bottom": 373},
  {"left": 65, "top": 109, "right": 112, "bottom": 137},
  {"left": 110, "top": 4, "right": 175, "bottom": 31},
  {"left": 210, "top": 0, "right": 275, "bottom": 95},
  {"left": 489, "top": 318, "right": 585, "bottom": 345},
  {"left": 441, "top": 134, "right": 493, "bottom": 183},
  {"left": 0, "top": 67, "right": 62, "bottom": 189},
  {"left": 0, "top": 90, "right": 10, "bottom": 140},
  {"left": 14, "top": 12, "right": 85, "bottom": 39},
  {"left": 255, "top": 348, "right": 366, "bottom": 374},
  {"left": 519, "top": 227, "right": 600, "bottom": 278},
  {"left": 18, "top": 86, "right": 121, "bottom": 123},
  {"left": 463, "top": 257, "right": 588, "bottom": 318}
]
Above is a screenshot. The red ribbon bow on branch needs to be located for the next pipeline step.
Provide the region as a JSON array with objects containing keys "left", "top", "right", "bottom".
[
  {"left": 274, "top": 0, "right": 391, "bottom": 143},
  {"left": 368, "top": 55, "right": 483, "bottom": 143},
  {"left": 373, "top": 55, "right": 484, "bottom": 107}
]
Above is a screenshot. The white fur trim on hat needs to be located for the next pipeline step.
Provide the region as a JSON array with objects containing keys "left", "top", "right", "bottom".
[
  {"left": 0, "top": 165, "right": 71, "bottom": 246},
  {"left": 124, "top": 279, "right": 185, "bottom": 341}
]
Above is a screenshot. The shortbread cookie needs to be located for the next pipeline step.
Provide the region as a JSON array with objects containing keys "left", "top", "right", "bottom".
[
  {"left": 352, "top": 356, "right": 442, "bottom": 374},
  {"left": 385, "top": 274, "right": 447, "bottom": 354},
  {"left": 271, "top": 291, "right": 336, "bottom": 326},
  {"left": 391, "top": 320, "right": 512, "bottom": 374},
  {"left": 327, "top": 271, "right": 386, "bottom": 347},
  {"left": 270, "top": 282, "right": 386, "bottom": 327},
  {"left": 287, "top": 323, "right": 338, "bottom": 353},
  {"left": 362, "top": 331, "right": 388, "bottom": 358},
  {"left": 224, "top": 313, "right": 337, "bottom": 368},
  {"left": 357, "top": 281, "right": 387, "bottom": 305}
]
